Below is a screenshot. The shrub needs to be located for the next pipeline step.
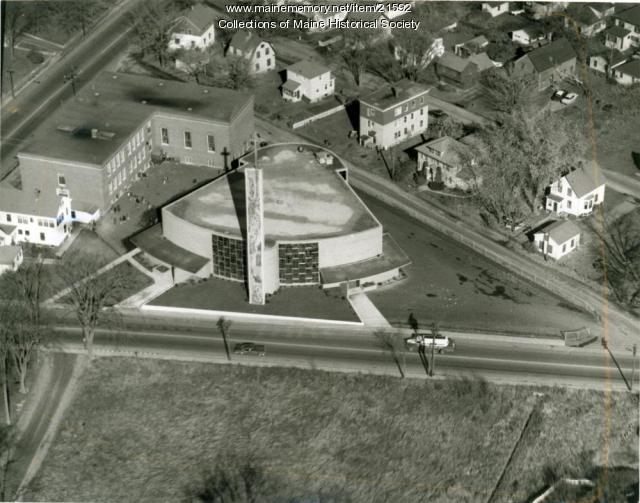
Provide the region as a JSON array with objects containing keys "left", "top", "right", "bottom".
[{"left": 428, "top": 181, "right": 445, "bottom": 191}]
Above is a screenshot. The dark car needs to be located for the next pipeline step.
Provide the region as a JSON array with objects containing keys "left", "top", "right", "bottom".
[{"left": 233, "top": 342, "right": 266, "bottom": 356}]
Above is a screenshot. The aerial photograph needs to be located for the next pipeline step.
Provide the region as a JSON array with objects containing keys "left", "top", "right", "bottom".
[{"left": 0, "top": 0, "right": 638, "bottom": 501}]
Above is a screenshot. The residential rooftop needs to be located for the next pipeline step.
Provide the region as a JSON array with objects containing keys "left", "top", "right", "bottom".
[
  {"left": 0, "top": 185, "right": 63, "bottom": 216},
  {"left": 523, "top": 38, "right": 576, "bottom": 72},
  {"left": 171, "top": 4, "right": 217, "bottom": 35},
  {"left": 615, "top": 4, "right": 640, "bottom": 26},
  {"left": 229, "top": 29, "right": 266, "bottom": 55},
  {"left": 564, "top": 166, "right": 606, "bottom": 198},
  {"left": 360, "top": 79, "right": 430, "bottom": 110},
  {"left": 616, "top": 59, "right": 640, "bottom": 78},
  {"left": 605, "top": 25, "right": 632, "bottom": 38},
  {"left": 287, "top": 60, "right": 331, "bottom": 80},
  {"left": 165, "top": 144, "right": 379, "bottom": 242},
  {"left": 537, "top": 220, "right": 581, "bottom": 245},
  {"left": 18, "top": 72, "right": 253, "bottom": 166}
]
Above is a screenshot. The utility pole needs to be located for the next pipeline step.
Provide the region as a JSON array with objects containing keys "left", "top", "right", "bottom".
[
  {"left": 64, "top": 66, "right": 78, "bottom": 96},
  {"left": 602, "top": 338, "right": 632, "bottom": 392},
  {"left": 430, "top": 322, "right": 438, "bottom": 377},
  {"left": 7, "top": 69, "right": 15, "bottom": 99},
  {"left": 631, "top": 344, "right": 637, "bottom": 391}
]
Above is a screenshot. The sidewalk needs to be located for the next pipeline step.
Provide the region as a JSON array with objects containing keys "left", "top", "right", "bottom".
[{"left": 348, "top": 292, "right": 391, "bottom": 328}]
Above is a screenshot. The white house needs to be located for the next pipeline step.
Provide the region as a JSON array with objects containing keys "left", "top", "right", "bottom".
[
  {"left": 168, "top": 4, "right": 217, "bottom": 51},
  {"left": 227, "top": 30, "right": 275, "bottom": 74},
  {"left": 511, "top": 24, "right": 550, "bottom": 46},
  {"left": 534, "top": 220, "right": 581, "bottom": 260},
  {"left": 545, "top": 167, "right": 606, "bottom": 217},
  {"left": 604, "top": 25, "right": 637, "bottom": 52},
  {"left": 282, "top": 61, "right": 334, "bottom": 103},
  {"left": 0, "top": 186, "right": 73, "bottom": 248},
  {"left": 588, "top": 50, "right": 626, "bottom": 76},
  {"left": 482, "top": 2, "right": 509, "bottom": 17},
  {"left": 612, "top": 59, "right": 640, "bottom": 86},
  {"left": 0, "top": 246, "right": 23, "bottom": 275},
  {"left": 359, "top": 80, "right": 430, "bottom": 150},
  {"left": 611, "top": 5, "right": 640, "bottom": 50}
]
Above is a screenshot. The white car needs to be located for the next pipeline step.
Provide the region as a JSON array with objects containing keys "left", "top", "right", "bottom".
[
  {"left": 561, "top": 92, "right": 578, "bottom": 105},
  {"left": 405, "top": 334, "right": 455, "bottom": 353}
]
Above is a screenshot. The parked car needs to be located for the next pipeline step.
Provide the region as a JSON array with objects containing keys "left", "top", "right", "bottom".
[
  {"left": 561, "top": 92, "right": 578, "bottom": 105},
  {"left": 551, "top": 89, "right": 567, "bottom": 101},
  {"left": 233, "top": 342, "right": 266, "bottom": 356}
]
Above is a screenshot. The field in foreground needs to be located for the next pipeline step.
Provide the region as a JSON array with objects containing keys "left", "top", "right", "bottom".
[{"left": 27, "top": 359, "right": 637, "bottom": 502}]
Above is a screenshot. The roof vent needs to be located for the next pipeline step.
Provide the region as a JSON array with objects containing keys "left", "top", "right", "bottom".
[
  {"left": 203, "top": 89, "right": 209, "bottom": 93},
  {"left": 187, "top": 107, "right": 193, "bottom": 111},
  {"left": 94, "top": 92, "right": 100, "bottom": 97},
  {"left": 158, "top": 82, "right": 164, "bottom": 87},
  {"left": 141, "top": 100, "right": 147, "bottom": 104},
  {"left": 112, "top": 75, "right": 118, "bottom": 79}
]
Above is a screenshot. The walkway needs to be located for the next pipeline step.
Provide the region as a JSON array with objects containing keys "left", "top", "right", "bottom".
[{"left": 348, "top": 292, "right": 392, "bottom": 328}]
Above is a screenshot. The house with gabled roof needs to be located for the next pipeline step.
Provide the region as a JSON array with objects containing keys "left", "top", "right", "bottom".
[
  {"left": 168, "top": 4, "right": 217, "bottom": 51},
  {"left": 512, "top": 38, "right": 577, "bottom": 90},
  {"left": 482, "top": 2, "right": 510, "bottom": 18},
  {"left": 545, "top": 167, "right": 606, "bottom": 217},
  {"left": 612, "top": 59, "right": 640, "bottom": 86},
  {"left": 612, "top": 5, "right": 640, "bottom": 49},
  {"left": 604, "top": 25, "right": 637, "bottom": 52},
  {"left": 589, "top": 46, "right": 627, "bottom": 76},
  {"left": 227, "top": 30, "right": 275, "bottom": 74},
  {"left": 282, "top": 61, "right": 334, "bottom": 103},
  {"left": 436, "top": 51, "right": 494, "bottom": 88},
  {"left": 511, "top": 23, "right": 551, "bottom": 46},
  {"left": 534, "top": 220, "right": 581, "bottom": 260},
  {"left": 564, "top": 3, "right": 613, "bottom": 37}
]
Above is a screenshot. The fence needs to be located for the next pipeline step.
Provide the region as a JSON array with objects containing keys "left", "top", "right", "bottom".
[{"left": 291, "top": 103, "right": 347, "bottom": 129}]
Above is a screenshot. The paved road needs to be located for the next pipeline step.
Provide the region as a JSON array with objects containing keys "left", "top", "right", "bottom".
[
  {"left": 0, "top": 0, "right": 143, "bottom": 180},
  {"left": 47, "top": 321, "right": 638, "bottom": 391},
  {"left": 5, "top": 353, "right": 77, "bottom": 498},
  {"left": 602, "top": 168, "right": 640, "bottom": 200}
]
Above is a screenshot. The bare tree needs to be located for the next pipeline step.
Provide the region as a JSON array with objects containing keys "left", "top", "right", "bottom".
[
  {"left": 0, "top": 256, "right": 46, "bottom": 394},
  {"left": 54, "top": 0, "right": 108, "bottom": 37},
  {"left": 593, "top": 216, "right": 640, "bottom": 309},
  {"left": 57, "top": 253, "right": 128, "bottom": 360},
  {"left": 341, "top": 46, "right": 369, "bottom": 87},
  {"left": 0, "top": 423, "right": 15, "bottom": 501},
  {"left": 391, "top": 27, "right": 436, "bottom": 81},
  {"left": 173, "top": 48, "right": 209, "bottom": 83},
  {"left": 0, "top": 304, "right": 14, "bottom": 424},
  {"left": 217, "top": 317, "right": 232, "bottom": 362},
  {"left": 129, "top": 2, "right": 175, "bottom": 68},
  {"left": 6, "top": 303, "right": 40, "bottom": 394},
  {"left": 480, "top": 68, "right": 534, "bottom": 115},
  {"left": 374, "top": 329, "right": 406, "bottom": 378}
]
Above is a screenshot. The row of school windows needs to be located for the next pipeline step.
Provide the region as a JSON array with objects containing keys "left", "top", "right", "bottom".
[
  {"left": 161, "top": 128, "right": 216, "bottom": 152},
  {"left": 4, "top": 213, "right": 56, "bottom": 227},
  {"left": 106, "top": 129, "right": 147, "bottom": 177}
]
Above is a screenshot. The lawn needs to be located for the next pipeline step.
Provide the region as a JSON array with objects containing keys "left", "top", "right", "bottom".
[
  {"left": 151, "top": 276, "right": 359, "bottom": 322},
  {"left": 57, "top": 261, "right": 153, "bottom": 307},
  {"left": 360, "top": 192, "right": 600, "bottom": 336},
  {"left": 1, "top": 49, "right": 44, "bottom": 98},
  {"left": 25, "top": 358, "right": 638, "bottom": 502}
]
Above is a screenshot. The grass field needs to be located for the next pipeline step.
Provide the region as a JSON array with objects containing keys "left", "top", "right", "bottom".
[{"left": 25, "top": 359, "right": 637, "bottom": 502}]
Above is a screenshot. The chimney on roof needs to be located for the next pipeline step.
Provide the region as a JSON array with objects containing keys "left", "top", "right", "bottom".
[
  {"left": 391, "top": 86, "right": 398, "bottom": 97},
  {"left": 91, "top": 128, "right": 98, "bottom": 139}
]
